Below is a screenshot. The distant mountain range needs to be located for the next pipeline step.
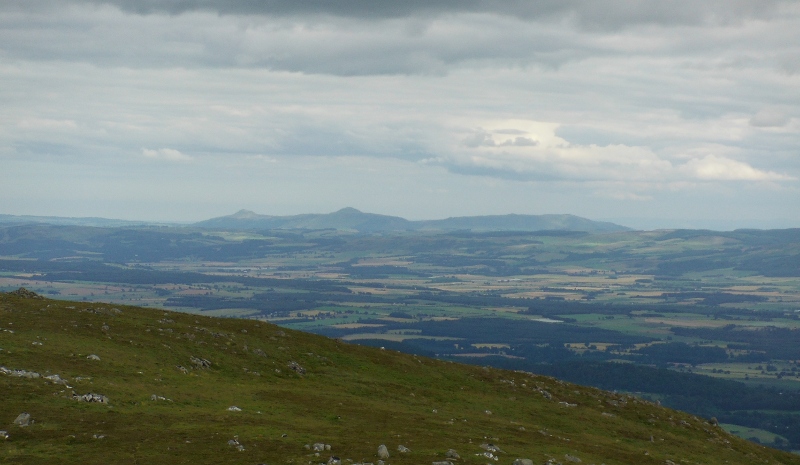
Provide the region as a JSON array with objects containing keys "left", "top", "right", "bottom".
[
  {"left": 194, "top": 207, "right": 630, "bottom": 233},
  {"left": 0, "top": 208, "right": 630, "bottom": 232},
  {"left": 0, "top": 214, "right": 161, "bottom": 228}
]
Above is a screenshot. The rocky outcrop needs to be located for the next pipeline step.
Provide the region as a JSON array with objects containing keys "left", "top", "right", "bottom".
[{"left": 6, "top": 288, "right": 43, "bottom": 299}]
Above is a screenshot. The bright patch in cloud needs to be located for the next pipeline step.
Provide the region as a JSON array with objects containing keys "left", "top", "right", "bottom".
[
  {"left": 681, "top": 155, "right": 793, "bottom": 181},
  {"left": 142, "top": 148, "right": 193, "bottom": 162}
]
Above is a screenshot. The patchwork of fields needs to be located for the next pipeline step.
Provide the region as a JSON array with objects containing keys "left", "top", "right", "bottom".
[{"left": 2, "top": 223, "right": 800, "bottom": 449}]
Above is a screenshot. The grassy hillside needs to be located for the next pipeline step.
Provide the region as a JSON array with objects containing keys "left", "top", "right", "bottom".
[{"left": 1, "top": 291, "right": 798, "bottom": 465}]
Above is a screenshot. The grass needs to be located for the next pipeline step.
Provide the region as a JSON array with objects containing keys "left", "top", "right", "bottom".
[{"left": 2, "top": 293, "right": 800, "bottom": 465}]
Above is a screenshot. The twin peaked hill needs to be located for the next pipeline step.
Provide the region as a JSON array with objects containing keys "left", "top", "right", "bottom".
[
  {"left": 194, "top": 208, "right": 630, "bottom": 233},
  {"left": 1, "top": 291, "right": 797, "bottom": 465}
]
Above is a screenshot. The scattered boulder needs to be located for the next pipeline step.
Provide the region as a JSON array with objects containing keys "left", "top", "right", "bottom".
[
  {"left": 328, "top": 456, "right": 341, "bottom": 465},
  {"left": 377, "top": 444, "right": 390, "bottom": 459},
  {"left": 0, "top": 431, "right": 8, "bottom": 439},
  {"left": 72, "top": 392, "right": 109, "bottom": 403},
  {"left": 564, "top": 454, "right": 581, "bottom": 463},
  {"left": 227, "top": 406, "right": 242, "bottom": 412},
  {"left": 708, "top": 417, "right": 719, "bottom": 427},
  {"left": 512, "top": 459, "right": 533, "bottom": 465},
  {"left": 433, "top": 462, "right": 454, "bottom": 465},
  {"left": 86, "top": 354, "right": 101, "bottom": 361},
  {"left": 445, "top": 449, "right": 460, "bottom": 459},
  {"left": 287, "top": 361, "right": 306, "bottom": 375},
  {"left": 45, "top": 374, "right": 68, "bottom": 385},
  {"left": 2, "top": 367, "right": 41, "bottom": 379},
  {"left": 176, "top": 365, "right": 189, "bottom": 374},
  {"left": 397, "top": 445, "right": 411, "bottom": 453},
  {"left": 14, "top": 413, "right": 32, "bottom": 427},
  {"left": 190, "top": 356, "right": 212, "bottom": 369},
  {"left": 227, "top": 437, "right": 245, "bottom": 451},
  {"left": 480, "top": 443, "right": 502, "bottom": 453},
  {"left": 313, "top": 443, "right": 327, "bottom": 452}
]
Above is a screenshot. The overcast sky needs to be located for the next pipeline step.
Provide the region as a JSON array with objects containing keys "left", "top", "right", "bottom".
[{"left": 2, "top": 0, "right": 799, "bottom": 229}]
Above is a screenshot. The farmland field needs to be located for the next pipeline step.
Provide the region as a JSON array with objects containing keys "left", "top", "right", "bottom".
[{"left": 2, "top": 223, "right": 800, "bottom": 449}]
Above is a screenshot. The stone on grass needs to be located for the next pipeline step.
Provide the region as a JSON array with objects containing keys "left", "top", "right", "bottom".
[
  {"left": 433, "top": 462, "right": 454, "bottom": 465},
  {"left": 0, "top": 431, "right": 8, "bottom": 439},
  {"left": 397, "top": 445, "right": 411, "bottom": 453},
  {"left": 73, "top": 392, "right": 109, "bottom": 403},
  {"left": 564, "top": 454, "right": 581, "bottom": 463},
  {"left": 14, "top": 413, "right": 32, "bottom": 427},
  {"left": 190, "top": 356, "right": 212, "bottom": 369},
  {"left": 512, "top": 459, "right": 533, "bottom": 465},
  {"left": 227, "top": 406, "right": 242, "bottom": 412},
  {"left": 287, "top": 361, "right": 306, "bottom": 374},
  {"left": 377, "top": 444, "right": 390, "bottom": 459},
  {"left": 87, "top": 354, "right": 101, "bottom": 361},
  {"left": 445, "top": 449, "right": 460, "bottom": 459}
]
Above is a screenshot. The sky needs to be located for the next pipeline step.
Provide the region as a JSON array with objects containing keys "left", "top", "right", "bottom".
[{"left": 1, "top": 1, "right": 799, "bottom": 230}]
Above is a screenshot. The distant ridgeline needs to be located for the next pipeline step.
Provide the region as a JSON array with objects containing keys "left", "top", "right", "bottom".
[{"left": 192, "top": 208, "right": 631, "bottom": 233}]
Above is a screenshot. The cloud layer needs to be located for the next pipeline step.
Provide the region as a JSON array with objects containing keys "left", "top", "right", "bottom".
[{"left": 0, "top": 0, "right": 798, "bottom": 226}]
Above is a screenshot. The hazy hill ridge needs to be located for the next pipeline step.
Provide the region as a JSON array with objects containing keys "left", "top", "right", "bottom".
[
  {"left": 1, "top": 290, "right": 797, "bottom": 465},
  {"left": 194, "top": 208, "right": 630, "bottom": 232}
]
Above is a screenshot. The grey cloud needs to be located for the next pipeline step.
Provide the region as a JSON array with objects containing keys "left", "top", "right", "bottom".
[
  {"left": 463, "top": 131, "right": 497, "bottom": 148},
  {"left": 444, "top": 161, "right": 562, "bottom": 182},
  {"left": 83, "top": 1, "right": 789, "bottom": 28},
  {"left": 3, "top": 1, "right": 787, "bottom": 29},
  {"left": 499, "top": 137, "right": 538, "bottom": 147},
  {"left": 750, "top": 108, "right": 791, "bottom": 128}
]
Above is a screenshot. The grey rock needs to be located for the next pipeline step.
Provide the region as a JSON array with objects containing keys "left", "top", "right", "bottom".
[
  {"left": 288, "top": 361, "right": 306, "bottom": 374},
  {"left": 377, "top": 444, "right": 390, "bottom": 459},
  {"left": 45, "top": 374, "right": 68, "bottom": 385},
  {"left": 445, "top": 449, "right": 460, "bottom": 459},
  {"left": 73, "top": 392, "right": 109, "bottom": 403},
  {"left": 397, "top": 445, "right": 411, "bottom": 453},
  {"left": 0, "top": 431, "right": 8, "bottom": 439},
  {"left": 313, "top": 443, "right": 326, "bottom": 451},
  {"left": 190, "top": 356, "right": 212, "bottom": 369},
  {"left": 87, "top": 354, "right": 101, "bottom": 361},
  {"left": 480, "top": 443, "right": 502, "bottom": 453},
  {"left": 328, "top": 456, "right": 341, "bottom": 465},
  {"left": 564, "top": 454, "right": 581, "bottom": 463},
  {"left": 14, "top": 413, "right": 32, "bottom": 427},
  {"left": 432, "top": 462, "right": 454, "bottom": 465},
  {"left": 512, "top": 460, "right": 533, "bottom": 465}
]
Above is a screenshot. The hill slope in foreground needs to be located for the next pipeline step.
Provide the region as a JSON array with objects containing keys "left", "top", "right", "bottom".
[{"left": 0, "top": 291, "right": 796, "bottom": 465}]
